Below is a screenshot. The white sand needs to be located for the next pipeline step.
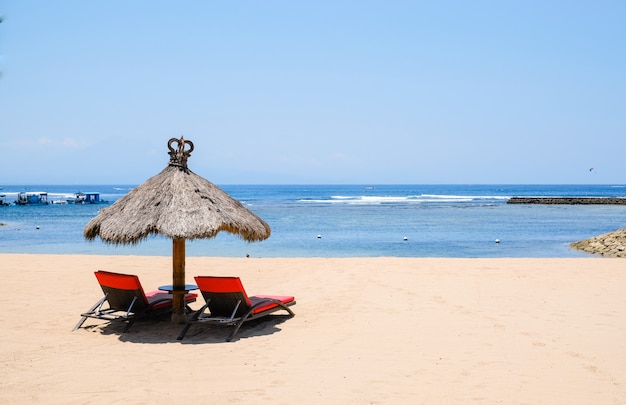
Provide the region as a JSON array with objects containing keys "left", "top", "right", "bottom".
[{"left": 1, "top": 254, "right": 625, "bottom": 404}]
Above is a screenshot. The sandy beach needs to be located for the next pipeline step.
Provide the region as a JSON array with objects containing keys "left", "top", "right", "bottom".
[{"left": 1, "top": 254, "right": 625, "bottom": 404}]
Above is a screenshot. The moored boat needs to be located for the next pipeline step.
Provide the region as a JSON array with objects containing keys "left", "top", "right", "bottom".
[
  {"left": 15, "top": 191, "right": 49, "bottom": 205},
  {"left": 72, "top": 192, "right": 104, "bottom": 204}
]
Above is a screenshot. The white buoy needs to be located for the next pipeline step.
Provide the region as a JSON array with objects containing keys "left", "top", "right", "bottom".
[
  {"left": 495, "top": 239, "right": 500, "bottom": 244},
  {"left": 403, "top": 236, "right": 408, "bottom": 241},
  {"left": 36, "top": 226, "right": 40, "bottom": 230},
  {"left": 317, "top": 234, "right": 321, "bottom": 239}
]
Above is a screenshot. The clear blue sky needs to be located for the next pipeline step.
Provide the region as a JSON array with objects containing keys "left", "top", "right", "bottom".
[{"left": 1, "top": 1, "right": 624, "bottom": 185}]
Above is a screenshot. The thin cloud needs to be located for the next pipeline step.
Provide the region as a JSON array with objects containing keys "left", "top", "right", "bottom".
[
  {"left": 37, "top": 137, "right": 54, "bottom": 145},
  {"left": 62, "top": 137, "right": 83, "bottom": 148},
  {"left": 329, "top": 152, "right": 351, "bottom": 161},
  {"left": 13, "top": 137, "right": 87, "bottom": 148}
]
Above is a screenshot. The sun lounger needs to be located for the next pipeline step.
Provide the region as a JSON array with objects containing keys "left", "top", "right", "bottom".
[
  {"left": 73, "top": 270, "right": 197, "bottom": 332},
  {"left": 177, "top": 276, "right": 296, "bottom": 342}
]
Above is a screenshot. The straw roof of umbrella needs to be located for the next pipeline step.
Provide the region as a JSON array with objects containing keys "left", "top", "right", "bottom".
[
  {"left": 84, "top": 137, "right": 270, "bottom": 244},
  {"left": 570, "top": 227, "right": 626, "bottom": 258}
]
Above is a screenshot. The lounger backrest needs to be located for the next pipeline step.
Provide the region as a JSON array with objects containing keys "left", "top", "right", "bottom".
[
  {"left": 195, "top": 276, "right": 253, "bottom": 318},
  {"left": 94, "top": 270, "right": 150, "bottom": 311}
]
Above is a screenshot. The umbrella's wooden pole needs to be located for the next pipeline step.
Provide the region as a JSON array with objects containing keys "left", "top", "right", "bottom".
[{"left": 172, "top": 237, "right": 186, "bottom": 323}]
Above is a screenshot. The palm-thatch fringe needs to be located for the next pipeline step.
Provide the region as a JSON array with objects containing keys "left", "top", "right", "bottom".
[{"left": 84, "top": 165, "right": 270, "bottom": 245}]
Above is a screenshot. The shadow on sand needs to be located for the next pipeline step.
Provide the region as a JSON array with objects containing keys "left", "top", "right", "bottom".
[{"left": 80, "top": 315, "right": 293, "bottom": 344}]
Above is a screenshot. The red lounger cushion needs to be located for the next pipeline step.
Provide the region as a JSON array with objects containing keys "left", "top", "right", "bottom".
[
  {"left": 145, "top": 290, "right": 198, "bottom": 311},
  {"left": 250, "top": 295, "right": 295, "bottom": 314}
]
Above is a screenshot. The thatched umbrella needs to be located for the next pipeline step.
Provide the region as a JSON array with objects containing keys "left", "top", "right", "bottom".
[{"left": 84, "top": 137, "right": 271, "bottom": 320}]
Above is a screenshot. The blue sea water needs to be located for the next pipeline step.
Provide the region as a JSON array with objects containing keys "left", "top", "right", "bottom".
[{"left": 1, "top": 184, "right": 626, "bottom": 258}]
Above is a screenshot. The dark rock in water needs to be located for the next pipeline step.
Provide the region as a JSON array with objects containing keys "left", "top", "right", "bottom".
[
  {"left": 571, "top": 227, "right": 626, "bottom": 258},
  {"left": 508, "top": 197, "right": 626, "bottom": 205}
]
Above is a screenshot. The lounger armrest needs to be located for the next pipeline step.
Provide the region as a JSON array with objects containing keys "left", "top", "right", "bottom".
[{"left": 249, "top": 298, "right": 294, "bottom": 315}]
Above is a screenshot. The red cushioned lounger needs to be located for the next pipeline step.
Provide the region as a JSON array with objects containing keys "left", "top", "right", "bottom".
[
  {"left": 177, "top": 276, "right": 296, "bottom": 342},
  {"left": 73, "top": 270, "right": 197, "bottom": 332}
]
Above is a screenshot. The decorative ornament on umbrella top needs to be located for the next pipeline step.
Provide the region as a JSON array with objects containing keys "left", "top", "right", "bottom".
[{"left": 168, "top": 137, "right": 194, "bottom": 172}]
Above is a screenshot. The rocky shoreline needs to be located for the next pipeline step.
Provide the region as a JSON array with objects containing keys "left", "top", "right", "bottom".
[
  {"left": 508, "top": 197, "right": 626, "bottom": 205},
  {"left": 571, "top": 227, "right": 626, "bottom": 258}
]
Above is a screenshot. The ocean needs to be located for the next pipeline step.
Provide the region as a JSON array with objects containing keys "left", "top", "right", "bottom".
[{"left": 1, "top": 184, "right": 626, "bottom": 258}]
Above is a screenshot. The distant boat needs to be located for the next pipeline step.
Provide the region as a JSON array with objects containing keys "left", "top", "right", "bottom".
[
  {"left": 10, "top": 191, "right": 107, "bottom": 206},
  {"left": 72, "top": 192, "right": 106, "bottom": 204},
  {"left": 15, "top": 191, "right": 49, "bottom": 205}
]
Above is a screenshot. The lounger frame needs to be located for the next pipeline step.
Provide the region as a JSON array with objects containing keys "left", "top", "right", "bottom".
[
  {"left": 177, "top": 276, "right": 295, "bottom": 342},
  {"left": 73, "top": 270, "right": 196, "bottom": 332}
]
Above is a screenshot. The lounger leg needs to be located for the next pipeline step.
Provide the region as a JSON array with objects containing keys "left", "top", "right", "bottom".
[
  {"left": 226, "top": 320, "right": 246, "bottom": 342},
  {"left": 72, "top": 316, "right": 89, "bottom": 332},
  {"left": 177, "top": 323, "right": 193, "bottom": 341},
  {"left": 72, "top": 296, "right": 107, "bottom": 332},
  {"left": 122, "top": 319, "right": 134, "bottom": 333},
  {"left": 122, "top": 304, "right": 154, "bottom": 332},
  {"left": 226, "top": 302, "right": 296, "bottom": 342},
  {"left": 176, "top": 305, "right": 206, "bottom": 341}
]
